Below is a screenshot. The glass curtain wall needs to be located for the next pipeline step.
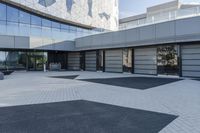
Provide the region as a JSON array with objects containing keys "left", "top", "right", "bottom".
[
  {"left": 47, "top": 52, "right": 67, "bottom": 70},
  {"left": 0, "top": 2, "right": 101, "bottom": 43},
  {"left": 123, "top": 48, "right": 132, "bottom": 73},
  {"left": 0, "top": 51, "right": 26, "bottom": 70},
  {"left": 0, "top": 51, "right": 49, "bottom": 71},
  {"left": 157, "top": 45, "right": 179, "bottom": 75}
]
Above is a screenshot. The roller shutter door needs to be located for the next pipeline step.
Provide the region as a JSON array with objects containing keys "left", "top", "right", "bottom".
[
  {"left": 85, "top": 51, "right": 97, "bottom": 71},
  {"left": 182, "top": 44, "right": 200, "bottom": 77},
  {"left": 134, "top": 48, "right": 157, "bottom": 75},
  {"left": 105, "top": 49, "right": 123, "bottom": 73},
  {"left": 68, "top": 52, "right": 80, "bottom": 70}
]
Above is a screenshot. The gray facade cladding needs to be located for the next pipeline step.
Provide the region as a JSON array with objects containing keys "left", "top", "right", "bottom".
[
  {"left": 67, "top": 52, "right": 80, "bottom": 70},
  {"left": 85, "top": 51, "right": 97, "bottom": 71},
  {"left": 75, "top": 16, "right": 200, "bottom": 51},
  {"left": 105, "top": 49, "right": 123, "bottom": 73},
  {"left": 181, "top": 44, "right": 200, "bottom": 77},
  {"left": 72, "top": 15, "right": 200, "bottom": 77},
  {"left": 134, "top": 48, "right": 157, "bottom": 75}
]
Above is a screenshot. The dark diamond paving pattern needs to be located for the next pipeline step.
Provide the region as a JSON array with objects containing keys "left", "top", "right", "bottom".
[
  {"left": 50, "top": 75, "right": 79, "bottom": 79},
  {"left": 80, "top": 77, "right": 181, "bottom": 90},
  {"left": 0, "top": 100, "right": 177, "bottom": 133}
]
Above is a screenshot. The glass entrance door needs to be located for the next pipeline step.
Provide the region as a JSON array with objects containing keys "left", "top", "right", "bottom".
[
  {"left": 27, "top": 52, "right": 46, "bottom": 71},
  {"left": 157, "top": 45, "right": 179, "bottom": 76}
]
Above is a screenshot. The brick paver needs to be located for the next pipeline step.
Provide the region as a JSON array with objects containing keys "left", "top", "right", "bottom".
[{"left": 0, "top": 71, "right": 200, "bottom": 133}]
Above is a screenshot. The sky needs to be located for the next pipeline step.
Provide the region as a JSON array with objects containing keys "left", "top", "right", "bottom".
[{"left": 119, "top": 0, "right": 200, "bottom": 18}]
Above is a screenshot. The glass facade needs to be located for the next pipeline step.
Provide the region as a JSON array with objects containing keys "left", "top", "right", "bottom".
[
  {"left": 0, "top": 2, "right": 100, "bottom": 42},
  {"left": 0, "top": 50, "right": 51, "bottom": 71},
  {"left": 157, "top": 45, "right": 179, "bottom": 75},
  {"left": 0, "top": 51, "right": 27, "bottom": 70},
  {"left": 27, "top": 52, "right": 47, "bottom": 71},
  {"left": 48, "top": 52, "right": 67, "bottom": 70}
]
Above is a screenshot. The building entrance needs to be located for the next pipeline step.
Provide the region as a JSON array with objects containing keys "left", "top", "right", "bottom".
[
  {"left": 157, "top": 45, "right": 179, "bottom": 76},
  {"left": 27, "top": 52, "right": 47, "bottom": 71}
]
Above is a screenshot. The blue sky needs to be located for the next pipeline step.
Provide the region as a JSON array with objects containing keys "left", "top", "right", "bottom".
[{"left": 119, "top": 0, "right": 200, "bottom": 18}]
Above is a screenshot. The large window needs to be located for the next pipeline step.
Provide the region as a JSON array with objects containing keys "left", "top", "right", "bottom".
[
  {"left": 0, "top": 2, "right": 97, "bottom": 41},
  {"left": 97, "top": 50, "right": 104, "bottom": 71},
  {"left": 52, "top": 21, "right": 60, "bottom": 29},
  {"left": 7, "top": 22, "right": 19, "bottom": 35},
  {"left": 31, "top": 15, "right": 42, "bottom": 26},
  {"left": 0, "top": 21, "right": 6, "bottom": 35},
  {"left": 123, "top": 48, "right": 132, "bottom": 73},
  {"left": 61, "top": 24, "right": 69, "bottom": 32},
  {"left": 0, "top": 51, "right": 6, "bottom": 70},
  {"left": 157, "top": 45, "right": 179, "bottom": 75},
  {"left": 42, "top": 19, "right": 51, "bottom": 27},
  {"left": 19, "top": 11, "right": 31, "bottom": 24},
  {"left": 0, "top": 3, "right": 6, "bottom": 21},
  {"left": 5, "top": 51, "right": 26, "bottom": 70},
  {"left": 7, "top": 6, "right": 19, "bottom": 22}
]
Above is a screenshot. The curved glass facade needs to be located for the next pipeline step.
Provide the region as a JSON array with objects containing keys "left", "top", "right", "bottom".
[{"left": 0, "top": 2, "right": 100, "bottom": 43}]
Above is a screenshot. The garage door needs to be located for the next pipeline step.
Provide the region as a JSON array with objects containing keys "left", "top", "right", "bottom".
[
  {"left": 105, "top": 49, "right": 123, "bottom": 73},
  {"left": 182, "top": 44, "right": 200, "bottom": 77},
  {"left": 134, "top": 48, "right": 157, "bottom": 75},
  {"left": 68, "top": 52, "right": 80, "bottom": 70},
  {"left": 85, "top": 51, "right": 97, "bottom": 71}
]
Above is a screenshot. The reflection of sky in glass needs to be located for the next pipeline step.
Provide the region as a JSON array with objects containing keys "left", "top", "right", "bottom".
[{"left": 66, "top": 0, "right": 75, "bottom": 13}]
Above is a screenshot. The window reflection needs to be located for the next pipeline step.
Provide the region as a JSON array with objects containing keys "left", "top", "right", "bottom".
[
  {"left": 31, "top": 25, "right": 42, "bottom": 36},
  {"left": 0, "top": 51, "right": 6, "bottom": 70},
  {"left": 0, "top": 21, "right": 6, "bottom": 35},
  {"left": 0, "top": 2, "right": 101, "bottom": 41},
  {"left": 7, "top": 6, "right": 19, "bottom": 22},
  {"left": 97, "top": 50, "right": 104, "bottom": 71},
  {"left": 157, "top": 45, "right": 179, "bottom": 75},
  {"left": 7, "top": 22, "right": 19, "bottom": 35},
  {"left": 0, "top": 51, "right": 27, "bottom": 70},
  {"left": 6, "top": 51, "right": 26, "bottom": 70},
  {"left": 42, "top": 19, "right": 51, "bottom": 27},
  {"left": 0, "top": 3, "right": 6, "bottom": 21},
  {"left": 123, "top": 48, "right": 132, "bottom": 73},
  {"left": 19, "top": 23, "right": 30, "bottom": 36},
  {"left": 19, "top": 11, "right": 30, "bottom": 24},
  {"left": 31, "top": 15, "right": 42, "bottom": 26},
  {"left": 52, "top": 21, "right": 60, "bottom": 29}
]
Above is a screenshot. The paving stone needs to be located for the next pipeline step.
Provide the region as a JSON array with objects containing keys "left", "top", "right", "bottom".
[{"left": 0, "top": 71, "right": 200, "bottom": 133}]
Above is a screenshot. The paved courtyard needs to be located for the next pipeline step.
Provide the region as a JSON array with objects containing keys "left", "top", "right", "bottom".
[{"left": 0, "top": 71, "right": 200, "bottom": 133}]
